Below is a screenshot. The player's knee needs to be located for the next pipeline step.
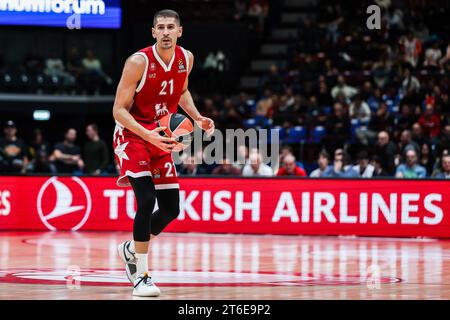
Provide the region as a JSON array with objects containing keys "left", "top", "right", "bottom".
[
  {"left": 137, "top": 192, "right": 156, "bottom": 214},
  {"left": 162, "top": 199, "right": 180, "bottom": 221}
]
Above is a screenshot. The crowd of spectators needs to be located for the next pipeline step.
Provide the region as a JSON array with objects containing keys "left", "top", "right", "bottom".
[
  {"left": 0, "top": 47, "right": 113, "bottom": 95},
  {"left": 1, "top": 1, "right": 450, "bottom": 179},
  {"left": 0, "top": 121, "right": 111, "bottom": 175}
]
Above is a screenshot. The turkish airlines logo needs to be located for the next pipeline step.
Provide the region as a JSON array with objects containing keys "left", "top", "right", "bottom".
[{"left": 37, "top": 177, "right": 92, "bottom": 231}]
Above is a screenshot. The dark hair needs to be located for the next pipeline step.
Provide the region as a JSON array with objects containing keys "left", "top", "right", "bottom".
[
  {"left": 87, "top": 123, "right": 99, "bottom": 134},
  {"left": 357, "top": 150, "right": 369, "bottom": 161},
  {"left": 318, "top": 150, "right": 330, "bottom": 160},
  {"left": 153, "top": 9, "right": 180, "bottom": 26},
  {"left": 371, "top": 155, "right": 382, "bottom": 164}
]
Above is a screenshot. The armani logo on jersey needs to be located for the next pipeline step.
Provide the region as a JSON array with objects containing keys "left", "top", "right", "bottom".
[{"left": 150, "top": 62, "right": 157, "bottom": 71}]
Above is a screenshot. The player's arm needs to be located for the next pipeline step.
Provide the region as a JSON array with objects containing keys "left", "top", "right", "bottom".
[
  {"left": 179, "top": 51, "right": 215, "bottom": 136},
  {"left": 112, "top": 55, "right": 175, "bottom": 152}
]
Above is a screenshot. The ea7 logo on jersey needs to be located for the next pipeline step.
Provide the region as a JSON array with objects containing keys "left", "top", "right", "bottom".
[{"left": 155, "top": 103, "right": 169, "bottom": 118}]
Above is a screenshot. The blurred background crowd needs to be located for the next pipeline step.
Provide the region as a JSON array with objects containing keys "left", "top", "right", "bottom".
[{"left": 1, "top": 0, "right": 449, "bottom": 179}]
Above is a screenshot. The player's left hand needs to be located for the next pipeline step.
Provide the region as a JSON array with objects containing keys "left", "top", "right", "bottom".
[{"left": 196, "top": 116, "right": 215, "bottom": 137}]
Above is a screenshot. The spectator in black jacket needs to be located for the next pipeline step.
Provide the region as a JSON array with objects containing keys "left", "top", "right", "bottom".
[
  {"left": 84, "top": 123, "right": 109, "bottom": 175},
  {"left": 374, "top": 130, "right": 397, "bottom": 176},
  {"left": 0, "top": 120, "right": 28, "bottom": 173},
  {"left": 322, "top": 102, "right": 351, "bottom": 148}
]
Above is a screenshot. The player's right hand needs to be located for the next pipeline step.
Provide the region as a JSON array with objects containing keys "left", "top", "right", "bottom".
[{"left": 144, "top": 127, "right": 176, "bottom": 153}]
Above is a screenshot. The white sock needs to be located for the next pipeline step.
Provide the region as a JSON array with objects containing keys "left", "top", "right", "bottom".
[
  {"left": 128, "top": 241, "right": 135, "bottom": 254},
  {"left": 135, "top": 253, "right": 148, "bottom": 277}
]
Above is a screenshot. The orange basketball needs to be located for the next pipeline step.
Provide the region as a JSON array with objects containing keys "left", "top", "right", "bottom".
[{"left": 157, "top": 113, "right": 194, "bottom": 151}]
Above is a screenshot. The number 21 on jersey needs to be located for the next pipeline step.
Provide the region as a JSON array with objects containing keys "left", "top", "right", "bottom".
[{"left": 159, "top": 79, "right": 173, "bottom": 95}]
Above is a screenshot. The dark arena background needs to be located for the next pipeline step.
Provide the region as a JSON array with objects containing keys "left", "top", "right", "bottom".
[{"left": 1, "top": 0, "right": 450, "bottom": 304}]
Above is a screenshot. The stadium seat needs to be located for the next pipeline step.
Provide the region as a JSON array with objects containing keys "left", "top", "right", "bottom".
[
  {"left": 311, "top": 126, "right": 326, "bottom": 143},
  {"left": 284, "top": 126, "right": 306, "bottom": 144},
  {"left": 350, "top": 119, "right": 360, "bottom": 143},
  {"left": 268, "top": 126, "right": 285, "bottom": 144},
  {"left": 244, "top": 118, "right": 256, "bottom": 129}
]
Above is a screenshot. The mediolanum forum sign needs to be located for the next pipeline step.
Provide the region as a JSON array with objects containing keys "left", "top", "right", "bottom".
[
  {"left": 0, "top": 0, "right": 121, "bottom": 28},
  {"left": 0, "top": 0, "right": 106, "bottom": 14}
]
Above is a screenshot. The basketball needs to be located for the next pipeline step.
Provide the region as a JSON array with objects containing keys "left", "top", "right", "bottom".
[{"left": 157, "top": 113, "right": 194, "bottom": 151}]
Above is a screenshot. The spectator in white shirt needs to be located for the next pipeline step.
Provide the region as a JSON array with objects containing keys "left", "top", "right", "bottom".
[
  {"left": 424, "top": 42, "right": 442, "bottom": 68},
  {"left": 310, "top": 150, "right": 331, "bottom": 177},
  {"left": 44, "top": 53, "right": 75, "bottom": 86},
  {"left": 331, "top": 75, "right": 358, "bottom": 104},
  {"left": 349, "top": 95, "right": 371, "bottom": 124},
  {"left": 242, "top": 152, "right": 273, "bottom": 176},
  {"left": 352, "top": 151, "right": 375, "bottom": 178}
]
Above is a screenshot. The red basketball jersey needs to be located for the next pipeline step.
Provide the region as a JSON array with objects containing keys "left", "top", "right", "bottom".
[{"left": 129, "top": 44, "right": 190, "bottom": 125}]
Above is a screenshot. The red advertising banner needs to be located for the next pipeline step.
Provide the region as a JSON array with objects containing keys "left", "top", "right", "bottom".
[{"left": 0, "top": 176, "right": 449, "bottom": 238}]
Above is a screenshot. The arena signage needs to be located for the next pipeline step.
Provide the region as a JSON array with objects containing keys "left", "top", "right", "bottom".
[
  {"left": 0, "top": 176, "right": 449, "bottom": 238},
  {"left": 0, "top": 0, "right": 121, "bottom": 28}
]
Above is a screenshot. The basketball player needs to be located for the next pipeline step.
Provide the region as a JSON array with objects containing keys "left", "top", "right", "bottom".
[{"left": 112, "top": 9, "right": 214, "bottom": 297}]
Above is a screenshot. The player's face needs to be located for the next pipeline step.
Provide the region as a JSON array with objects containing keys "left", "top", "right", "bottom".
[{"left": 152, "top": 17, "right": 182, "bottom": 49}]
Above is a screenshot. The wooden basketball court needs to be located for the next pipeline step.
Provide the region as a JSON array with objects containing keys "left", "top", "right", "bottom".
[{"left": 0, "top": 231, "right": 449, "bottom": 299}]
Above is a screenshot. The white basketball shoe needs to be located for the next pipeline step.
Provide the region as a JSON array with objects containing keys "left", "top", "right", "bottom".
[
  {"left": 133, "top": 272, "right": 161, "bottom": 297},
  {"left": 117, "top": 240, "right": 137, "bottom": 283}
]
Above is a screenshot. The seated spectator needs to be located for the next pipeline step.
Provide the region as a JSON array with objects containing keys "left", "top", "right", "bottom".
[
  {"left": 0, "top": 120, "right": 28, "bottom": 174},
  {"left": 179, "top": 155, "right": 207, "bottom": 176},
  {"left": 411, "top": 122, "right": 427, "bottom": 145},
  {"left": 432, "top": 149, "right": 449, "bottom": 176},
  {"left": 419, "top": 142, "right": 435, "bottom": 176},
  {"left": 401, "top": 66, "right": 420, "bottom": 94},
  {"left": 372, "top": 57, "right": 392, "bottom": 89},
  {"left": 352, "top": 151, "right": 375, "bottom": 178},
  {"left": 52, "top": 128, "right": 84, "bottom": 174},
  {"left": 261, "top": 65, "right": 284, "bottom": 94},
  {"left": 276, "top": 154, "right": 306, "bottom": 177},
  {"left": 395, "top": 149, "right": 427, "bottom": 178},
  {"left": 418, "top": 104, "right": 441, "bottom": 140},
  {"left": 44, "top": 52, "right": 75, "bottom": 87},
  {"left": 357, "top": 102, "right": 394, "bottom": 145},
  {"left": 396, "top": 104, "right": 417, "bottom": 133},
  {"left": 349, "top": 95, "right": 371, "bottom": 125},
  {"left": 322, "top": 148, "right": 359, "bottom": 177},
  {"left": 67, "top": 46, "right": 85, "bottom": 86},
  {"left": 309, "top": 150, "right": 331, "bottom": 177},
  {"left": 220, "top": 98, "right": 242, "bottom": 129},
  {"left": 242, "top": 151, "right": 273, "bottom": 176},
  {"left": 374, "top": 131, "right": 397, "bottom": 175},
  {"left": 371, "top": 155, "right": 388, "bottom": 177},
  {"left": 434, "top": 154, "right": 450, "bottom": 179},
  {"left": 423, "top": 42, "right": 442, "bottom": 69},
  {"left": 212, "top": 158, "right": 242, "bottom": 175},
  {"left": 82, "top": 49, "right": 112, "bottom": 93},
  {"left": 323, "top": 102, "right": 351, "bottom": 148},
  {"left": 331, "top": 75, "right": 358, "bottom": 104},
  {"left": 398, "top": 31, "right": 422, "bottom": 68},
  {"left": 255, "top": 89, "right": 275, "bottom": 117},
  {"left": 232, "top": 145, "right": 249, "bottom": 172},
  {"left": 84, "top": 124, "right": 109, "bottom": 175},
  {"left": 28, "top": 128, "right": 54, "bottom": 174},
  {"left": 397, "top": 129, "right": 420, "bottom": 157}
]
